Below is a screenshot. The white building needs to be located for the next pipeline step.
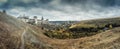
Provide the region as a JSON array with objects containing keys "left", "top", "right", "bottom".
[
  {"left": 17, "top": 15, "right": 29, "bottom": 22},
  {"left": 17, "top": 15, "right": 49, "bottom": 25}
]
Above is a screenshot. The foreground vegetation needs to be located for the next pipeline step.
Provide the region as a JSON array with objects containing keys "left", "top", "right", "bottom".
[{"left": 44, "top": 17, "right": 120, "bottom": 39}]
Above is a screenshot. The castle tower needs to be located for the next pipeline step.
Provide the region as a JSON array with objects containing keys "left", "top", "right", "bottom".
[
  {"left": 33, "top": 16, "right": 38, "bottom": 24},
  {"left": 34, "top": 16, "right": 37, "bottom": 19},
  {"left": 41, "top": 16, "right": 44, "bottom": 20}
]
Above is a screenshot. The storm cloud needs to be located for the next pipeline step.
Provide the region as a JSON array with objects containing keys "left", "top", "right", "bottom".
[{"left": 0, "top": 0, "right": 120, "bottom": 21}]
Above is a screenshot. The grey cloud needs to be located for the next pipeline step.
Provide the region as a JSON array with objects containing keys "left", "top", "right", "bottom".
[
  {"left": 1, "top": 0, "right": 120, "bottom": 21},
  {"left": 1, "top": 0, "right": 120, "bottom": 9},
  {"left": 0, "top": 0, "right": 52, "bottom": 9}
]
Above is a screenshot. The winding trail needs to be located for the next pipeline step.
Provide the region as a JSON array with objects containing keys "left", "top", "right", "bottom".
[
  {"left": 20, "top": 26, "right": 46, "bottom": 49},
  {"left": 20, "top": 27, "right": 27, "bottom": 49}
]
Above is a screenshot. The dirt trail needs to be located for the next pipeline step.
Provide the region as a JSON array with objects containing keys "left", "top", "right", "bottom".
[
  {"left": 20, "top": 27, "right": 27, "bottom": 49},
  {"left": 18, "top": 25, "right": 120, "bottom": 49},
  {"left": 20, "top": 30, "right": 25, "bottom": 49}
]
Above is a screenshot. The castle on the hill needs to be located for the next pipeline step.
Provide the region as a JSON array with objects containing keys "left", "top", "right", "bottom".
[
  {"left": 17, "top": 15, "right": 49, "bottom": 25},
  {"left": 0, "top": 10, "right": 49, "bottom": 25}
]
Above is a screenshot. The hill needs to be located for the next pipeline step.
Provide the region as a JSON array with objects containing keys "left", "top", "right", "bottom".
[
  {"left": 0, "top": 12, "right": 120, "bottom": 49},
  {"left": 0, "top": 12, "right": 52, "bottom": 49},
  {"left": 45, "top": 17, "right": 120, "bottom": 39}
]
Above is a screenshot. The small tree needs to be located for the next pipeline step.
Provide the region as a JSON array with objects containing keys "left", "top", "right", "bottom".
[{"left": 3, "top": 10, "right": 6, "bottom": 13}]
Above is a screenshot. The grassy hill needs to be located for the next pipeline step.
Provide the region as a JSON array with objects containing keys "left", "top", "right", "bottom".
[
  {"left": 0, "top": 12, "right": 120, "bottom": 49},
  {"left": 0, "top": 12, "right": 52, "bottom": 49},
  {"left": 70, "top": 17, "right": 120, "bottom": 29},
  {"left": 45, "top": 17, "right": 120, "bottom": 39}
]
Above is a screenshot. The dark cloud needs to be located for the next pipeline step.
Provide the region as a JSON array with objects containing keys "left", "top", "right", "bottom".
[
  {"left": 0, "top": 0, "right": 52, "bottom": 9},
  {"left": 0, "top": 0, "right": 120, "bottom": 9},
  {"left": 95, "top": 0, "right": 116, "bottom": 6},
  {"left": 0, "top": 0, "right": 120, "bottom": 21},
  {"left": 61, "top": 0, "right": 87, "bottom": 4},
  {"left": 0, "top": 0, "right": 118, "bottom": 10}
]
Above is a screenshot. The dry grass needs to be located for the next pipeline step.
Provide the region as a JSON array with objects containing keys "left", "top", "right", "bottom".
[{"left": 0, "top": 13, "right": 120, "bottom": 49}]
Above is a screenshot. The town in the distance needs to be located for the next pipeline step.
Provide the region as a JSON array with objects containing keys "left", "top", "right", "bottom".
[{"left": 17, "top": 13, "right": 78, "bottom": 26}]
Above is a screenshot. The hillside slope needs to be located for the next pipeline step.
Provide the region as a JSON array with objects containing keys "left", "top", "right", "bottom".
[
  {"left": 0, "top": 12, "right": 52, "bottom": 49},
  {"left": 0, "top": 12, "right": 120, "bottom": 49}
]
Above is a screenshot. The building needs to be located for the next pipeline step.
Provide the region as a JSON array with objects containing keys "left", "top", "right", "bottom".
[
  {"left": 17, "top": 15, "right": 49, "bottom": 25},
  {"left": 17, "top": 15, "right": 29, "bottom": 22}
]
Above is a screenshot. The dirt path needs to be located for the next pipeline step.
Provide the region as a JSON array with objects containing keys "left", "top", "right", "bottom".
[
  {"left": 20, "top": 30, "right": 25, "bottom": 49},
  {"left": 20, "top": 27, "right": 27, "bottom": 49},
  {"left": 20, "top": 26, "right": 50, "bottom": 49}
]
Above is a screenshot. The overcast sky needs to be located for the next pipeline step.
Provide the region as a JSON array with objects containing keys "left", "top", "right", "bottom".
[{"left": 0, "top": 0, "right": 120, "bottom": 21}]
